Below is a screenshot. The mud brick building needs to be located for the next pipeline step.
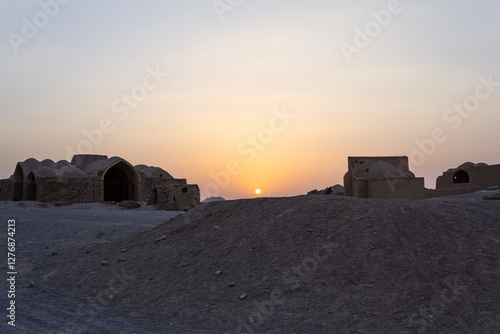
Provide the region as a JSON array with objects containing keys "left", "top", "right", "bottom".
[
  {"left": 0, "top": 154, "right": 199, "bottom": 211},
  {"left": 344, "top": 156, "right": 425, "bottom": 199}
]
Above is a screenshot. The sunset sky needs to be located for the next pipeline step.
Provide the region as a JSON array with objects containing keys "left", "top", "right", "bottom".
[{"left": 1, "top": 0, "right": 499, "bottom": 200}]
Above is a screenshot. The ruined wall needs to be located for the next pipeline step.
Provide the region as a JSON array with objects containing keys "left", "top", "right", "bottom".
[
  {"left": 157, "top": 184, "right": 200, "bottom": 211},
  {"left": 365, "top": 178, "right": 425, "bottom": 199},
  {"left": 345, "top": 156, "right": 425, "bottom": 199},
  {"left": 36, "top": 177, "right": 102, "bottom": 203},
  {"left": 0, "top": 179, "right": 13, "bottom": 201},
  {"left": 350, "top": 178, "right": 424, "bottom": 199},
  {"left": 2, "top": 155, "right": 201, "bottom": 210},
  {"left": 350, "top": 178, "right": 367, "bottom": 198},
  {"left": 343, "top": 172, "right": 353, "bottom": 197},
  {"left": 425, "top": 185, "right": 490, "bottom": 198},
  {"left": 139, "top": 175, "right": 187, "bottom": 204}
]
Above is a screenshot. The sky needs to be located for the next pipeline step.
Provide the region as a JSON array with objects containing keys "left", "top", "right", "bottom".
[{"left": 1, "top": 0, "right": 499, "bottom": 200}]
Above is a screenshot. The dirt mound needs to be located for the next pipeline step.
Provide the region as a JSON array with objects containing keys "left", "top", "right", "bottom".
[
  {"left": 308, "top": 184, "right": 345, "bottom": 195},
  {"left": 58, "top": 195, "right": 500, "bottom": 333}
]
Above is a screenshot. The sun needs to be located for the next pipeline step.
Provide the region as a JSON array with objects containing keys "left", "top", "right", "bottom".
[{"left": 255, "top": 189, "right": 261, "bottom": 195}]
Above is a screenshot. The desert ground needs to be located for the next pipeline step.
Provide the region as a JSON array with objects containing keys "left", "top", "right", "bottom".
[{"left": 1, "top": 192, "right": 499, "bottom": 333}]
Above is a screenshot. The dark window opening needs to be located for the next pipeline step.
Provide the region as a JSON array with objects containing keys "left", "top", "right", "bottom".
[
  {"left": 103, "top": 162, "right": 139, "bottom": 202},
  {"left": 453, "top": 170, "right": 469, "bottom": 184},
  {"left": 182, "top": 187, "right": 188, "bottom": 193}
]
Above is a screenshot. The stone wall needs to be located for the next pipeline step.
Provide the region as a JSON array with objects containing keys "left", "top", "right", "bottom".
[
  {"left": 139, "top": 175, "right": 187, "bottom": 204},
  {"left": 436, "top": 164, "right": 500, "bottom": 190},
  {"left": 0, "top": 179, "right": 13, "bottom": 201},
  {"left": 355, "top": 178, "right": 425, "bottom": 199},
  {"left": 157, "top": 184, "right": 200, "bottom": 211},
  {"left": 344, "top": 156, "right": 425, "bottom": 199},
  {"left": 0, "top": 155, "right": 200, "bottom": 210},
  {"left": 36, "top": 177, "right": 102, "bottom": 203},
  {"left": 425, "top": 185, "right": 490, "bottom": 198}
]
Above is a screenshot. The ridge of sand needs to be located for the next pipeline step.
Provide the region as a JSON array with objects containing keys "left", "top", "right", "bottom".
[{"left": 54, "top": 195, "right": 500, "bottom": 333}]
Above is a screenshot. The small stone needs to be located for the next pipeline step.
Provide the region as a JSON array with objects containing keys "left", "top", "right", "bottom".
[
  {"left": 120, "top": 249, "right": 127, "bottom": 253},
  {"left": 240, "top": 293, "right": 248, "bottom": 300},
  {"left": 108, "top": 295, "right": 114, "bottom": 301},
  {"left": 215, "top": 270, "right": 223, "bottom": 276},
  {"left": 101, "top": 261, "right": 108, "bottom": 266},
  {"left": 429, "top": 315, "right": 434, "bottom": 319},
  {"left": 229, "top": 282, "right": 236, "bottom": 287},
  {"left": 119, "top": 200, "right": 141, "bottom": 209},
  {"left": 29, "top": 282, "right": 35, "bottom": 287},
  {"left": 214, "top": 226, "right": 221, "bottom": 230},
  {"left": 366, "top": 224, "right": 372, "bottom": 228},
  {"left": 155, "top": 235, "right": 167, "bottom": 242},
  {"left": 225, "top": 213, "right": 232, "bottom": 218},
  {"left": 117, "top": 257, "right": 126, "bottom": 263},
  {"left": 51, "top": 251, "right": 58, "bottom": 256}
]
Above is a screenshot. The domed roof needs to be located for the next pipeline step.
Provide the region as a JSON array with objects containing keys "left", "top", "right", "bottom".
[
  {"left": 84, "top": 156, "right": 124, "bottom": 176},
  {"left": 455, "top": 162, "right": 489, "bottom": 170},
  {"left": 135, "top": 164, "right": 173, "bottom": 179},
  {"left": 457, "top": 162, "right": 475, "bottom": 169},
  {"left": 17, "top": 158, "right": 88, "bottom": 179},
  {"left": 356, "top": 161, "right": 408, "bottom": 179},
  {"left": 58, "top": 165, "right": 88, "bottom": 177}
]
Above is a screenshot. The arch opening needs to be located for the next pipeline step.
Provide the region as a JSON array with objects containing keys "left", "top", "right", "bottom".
[
  {"left": 453, "top": 170, "right": 469, "bottom": 184},
  {"left": 25, "top": 172, "right": 37, "bottom": 201},
  {"left": 13, "top": 165, "right": 24, "bottom": 201},
  {"left": 103, "top": 161, "right": 139, "bottom": 202}
]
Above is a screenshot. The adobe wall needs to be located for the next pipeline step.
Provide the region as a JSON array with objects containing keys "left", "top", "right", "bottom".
[
  {"left": 0, "top": 179, "right": 13, "bottom": 201},
  {"left": 347, "top": 156, "right": 410, "bottom": 175},
  {"left": 367, "top": 178, "right": 424, "bottom": 199},
  {"left": 351, "top": 178, "right": 425, "bottom": 199},
  {"left": 436, "top": 165, "right": 500, "bottom": 189},
  {"left": 157, "top": 184, "right": 200, "bottom": 211},
  {"left": 139, "top": 175, "right": 187, "bottom": 203},
  {"left": 343, "top": 172, "right": 354, "bottom": 197},
  {"left": 425, "top": 185, "right": 490, "bottom": 198},
  {"left": 36, "top": 176, "right": 102, "bottom": 203}
]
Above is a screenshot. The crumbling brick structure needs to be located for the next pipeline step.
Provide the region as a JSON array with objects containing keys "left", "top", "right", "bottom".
[
  {"left": 0, "top": 155, "right": 199, "bottom": 211},
  {"left": 344, "top": 156, "right": 425, "bottom": 199},
  {"left": 426, "top": 162, "right": 500, "bottom": 197}
]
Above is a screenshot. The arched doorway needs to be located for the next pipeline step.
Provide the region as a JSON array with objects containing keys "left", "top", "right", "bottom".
[
  {"left": 453, "top": 170, "right": 469, "bottom": 184},
  {"left": 103, "top": 161, "right": 139, "bottom": 202},
  {"left": 13, "top": 165, "right": 24, "bottom": 201},
  {"left": 25, "top": 172, "right": 37, "bottom": 201}
]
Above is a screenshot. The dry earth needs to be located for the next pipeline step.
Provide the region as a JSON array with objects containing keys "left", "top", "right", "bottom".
[{"left": 1, "top": 192, "right": 500, "bottom": 333}]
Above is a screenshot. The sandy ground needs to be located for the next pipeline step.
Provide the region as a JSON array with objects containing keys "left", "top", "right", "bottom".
[
  {"left": 0, "top": 192, "right": 499, "bottom": 333},
  {"left": 0, "top": 202, "right": 198, "bottom": 333}
]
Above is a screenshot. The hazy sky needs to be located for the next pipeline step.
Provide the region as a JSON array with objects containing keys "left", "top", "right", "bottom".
[{"left": 1, "top": 0, "right": 499, "bottom": 199}]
